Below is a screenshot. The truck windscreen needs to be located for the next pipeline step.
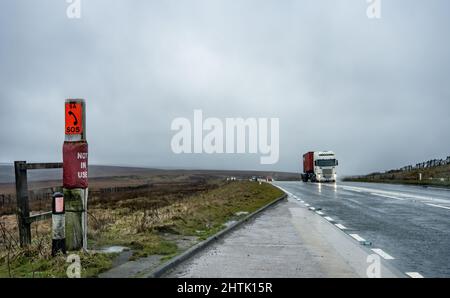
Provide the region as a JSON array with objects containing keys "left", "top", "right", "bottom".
[{"left": 315, "top": 159, "right": 337, "bottom": 167}]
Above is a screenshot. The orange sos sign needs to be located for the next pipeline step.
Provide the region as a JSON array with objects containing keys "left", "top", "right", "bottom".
[{"left": 65, "top": 102, "right": 83, "bottom": 135}]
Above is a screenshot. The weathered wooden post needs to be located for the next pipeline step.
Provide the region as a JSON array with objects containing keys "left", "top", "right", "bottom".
[
  {"left": 14, "top": 161, "right": 31, "bottom": 247},
  {"left": 63, "top": 99, "right": 88, "bottom": 251}
]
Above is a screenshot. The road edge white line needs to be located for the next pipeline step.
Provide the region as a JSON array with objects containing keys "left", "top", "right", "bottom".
[
  {"left": 406, "top": 272, "right": 424, "bottom": 278},
  {"left": 349, "top": 233, "right": 366, "bottom": 242},
  {"left": 426, "top": 203, "right": 450, "bottom": 210},
  {"left": 371, "top": 248, "right": 395, "bottom": 260},
  {"left": 335, "top": 223, "right": 347, "bottom": 230}
]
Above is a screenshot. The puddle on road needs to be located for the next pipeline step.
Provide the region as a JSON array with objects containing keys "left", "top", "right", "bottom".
[
  {"left": 224, "top": 220, "right": 238, "bottom": 228},
  {"left": 95, "top": 246, "right": 133, "bottom": 269},
  {"left": 99, "top": 246, "right": 130, "bottom": 253}
]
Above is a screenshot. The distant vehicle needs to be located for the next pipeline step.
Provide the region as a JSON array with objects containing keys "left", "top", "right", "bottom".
[
  {"left": 266, "top": 176, "right": 273, "bottom": 182},
  {"left": 251, "top": 176, "right": 258, "bottom": 182},
  {"left": 301, "top": 151, "right": 338, "bottom": 183}
]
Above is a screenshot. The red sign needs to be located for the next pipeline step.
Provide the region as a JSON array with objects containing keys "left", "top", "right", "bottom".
[
  {"left": 63, "top": 142, "right": 88, "bottom": 188},
  {"left": 65, "top": 102, "right": 83, "bottom": 135}
]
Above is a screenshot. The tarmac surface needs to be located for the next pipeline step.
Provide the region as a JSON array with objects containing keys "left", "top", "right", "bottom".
[
  {"left": 273, "top": 181, "right": 450, "bottom": 278},
  {"left": 164, "top": 184, "right": 403, "bottom": 278}
]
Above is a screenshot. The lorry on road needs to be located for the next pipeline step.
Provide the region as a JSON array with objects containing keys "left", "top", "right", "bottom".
[{"left": 301, "top": 151, "right": 338, "bottom": 183}]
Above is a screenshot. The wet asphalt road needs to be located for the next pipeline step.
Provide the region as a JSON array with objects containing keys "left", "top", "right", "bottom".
[
  {"left": 164, "top": 194, "right": 402, "bottom": 278},
  {"left": 274, "top": 181, "right": 450, "bottom": 277}
]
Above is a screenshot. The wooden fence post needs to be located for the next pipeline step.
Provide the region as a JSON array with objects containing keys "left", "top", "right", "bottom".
[
  {"left": 14, "top": 161, "right": 31, "bottom": 247},
  {"left": 13, "top": 162, "right": 62, "bottom": 247}
]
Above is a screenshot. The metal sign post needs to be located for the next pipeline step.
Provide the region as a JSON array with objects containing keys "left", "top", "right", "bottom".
[{"left": 63, "top": 99, "right": 88, "bottom": 251}]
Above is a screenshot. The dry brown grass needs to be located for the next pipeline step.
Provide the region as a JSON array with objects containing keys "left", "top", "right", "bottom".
[{"left": 0, "top": 175, "right": 283, "bottom": 277}]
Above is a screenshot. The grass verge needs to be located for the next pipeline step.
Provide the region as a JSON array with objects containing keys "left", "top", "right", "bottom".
[{"left": 1, "top": 180, "right": 283, "bottom": 277}]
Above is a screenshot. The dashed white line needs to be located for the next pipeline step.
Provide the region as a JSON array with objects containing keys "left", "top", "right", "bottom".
[
  {"left": 335, "top": 223, "right": 347, "bottom": 230},
  {"left": 304, "top": 203, "right": 310, "bottom": 207},
  {"left": 316, "top": 211, "right": 324, "bottom": 215},
  {"left": 406, "top": 272, "right": 424, "bottom": 278},
  {"left": 309, "top": 207, "right": 316, "bottom": 211},
  {"left": 426, "top": 203, "right": 450, "bottom": 210},
  {"left": 324, "top": 216, "right": 334, "bottom": 222},
  {"left": 371, "top": 248, "right": 395, "bottom": 260},
  {"left": 371, "top": 193, "right": 405, "bottom": 201},
  {"left": 349, "top": 233, "right": 366, "bottom": 242}
]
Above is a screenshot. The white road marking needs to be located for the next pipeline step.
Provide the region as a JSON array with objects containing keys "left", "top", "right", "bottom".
[
  {"left": 309, "top": 207, "right": 316, "bottom": 211},
  {"left": 304, "top": 203, "right": 310, "bottom": 207},
  {"left": 406, "top": 272, "right": 424, "bottom": 278},
  {"left": 339, "top": 184, "right": 439, "bottom": 202},
  {"left": 371, "top": 248, "right": 395, "bottom": 260},
  {"left": 336, "top": 184, "right": 450, "bottom": 207},
  {"left": 371, "top": 193, "right": 405, "bottom": 201},
  {"left": 335, "top": 223, "right": 347, "bottom": 230},
  {"left": 343, "top": 186, "right": 364, "bottom": 193},
  {"left": 316, "top": 211, "right": 324, "bottom": 215},
  {"left": 300, "top": 200, "right": 304, "bottom": 203},
  {"left": 336, "top": 183, "right": 450, "bottom": 207},
  {"left": 349, "top": 233, "right": 366, "bottom": 242},
  {"left": 324, "top": 216, "right": 334, "bottom": 222},
  {"left": 426, "top": 203, "right": 450, "bottom": 210}
]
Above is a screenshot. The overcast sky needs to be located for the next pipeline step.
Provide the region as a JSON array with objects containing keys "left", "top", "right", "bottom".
[{"left": 0, "top": 0, "right": 449, "bottom": 175}]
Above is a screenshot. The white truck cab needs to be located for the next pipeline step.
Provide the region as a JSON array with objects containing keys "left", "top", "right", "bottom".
[{"left": 313, "top": 151, "right": 338, "bottom": 182}]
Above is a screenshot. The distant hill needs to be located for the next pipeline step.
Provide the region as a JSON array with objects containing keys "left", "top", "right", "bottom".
[
  {"left": 344, "top": 156, "right": 450, "bottom": 188},
  {"left": 0, "top": 164, "right": 299, "bottom": 184},
  {"left": 0, "top": 164, "right": 162, "bottom": 184}
]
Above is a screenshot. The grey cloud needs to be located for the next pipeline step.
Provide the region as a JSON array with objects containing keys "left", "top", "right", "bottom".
[{"left": 1, "top": 0, "right": 449, "bottom": 175}]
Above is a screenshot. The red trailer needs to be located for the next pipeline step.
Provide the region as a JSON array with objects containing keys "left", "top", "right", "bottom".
[{"left": 303, "top": 152, "right": 314, "bottom": 174}]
